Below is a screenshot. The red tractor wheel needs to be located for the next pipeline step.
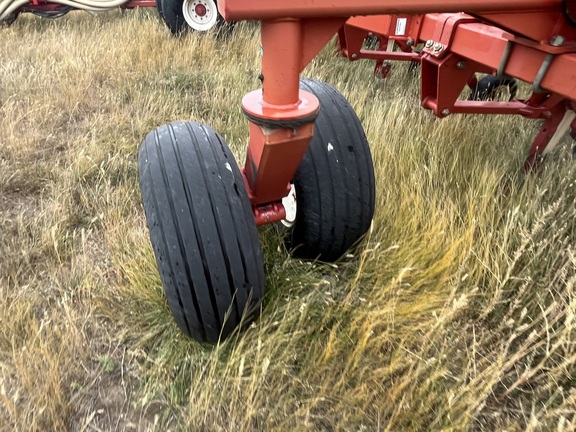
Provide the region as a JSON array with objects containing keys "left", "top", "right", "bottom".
[{"left": 138, "top": 121, "right": 265, "bottom": 343}]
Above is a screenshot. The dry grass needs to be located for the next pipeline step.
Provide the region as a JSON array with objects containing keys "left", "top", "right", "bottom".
[{"left": 1, "top": 9, "right": 576, "bottom": 431}]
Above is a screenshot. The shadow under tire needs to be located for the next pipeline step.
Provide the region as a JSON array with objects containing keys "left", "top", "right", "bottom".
[
  {"left": 138, "top": 121, "right": 265, "bottom": 343},
  {"left": 289, "top": 79, "right": 376, "bottom": 262}
]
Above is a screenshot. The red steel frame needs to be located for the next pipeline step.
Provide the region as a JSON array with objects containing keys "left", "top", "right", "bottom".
[
  {"left": 338, "top": 14, "right": 575, "bottom": 116},
  {"left": 216, "top": 0, "right": 576, "bottom": 225},
  {"left": 338, "top": 15, "right": 424, "bottom": 79}
]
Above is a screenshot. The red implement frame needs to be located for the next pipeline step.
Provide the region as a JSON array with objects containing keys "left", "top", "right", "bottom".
[
  {"left": 338, "top": 15, "right": 424, "bottom": 78},
  {"left": 217, "top": 0, "right": 576, "bottom": 225}
]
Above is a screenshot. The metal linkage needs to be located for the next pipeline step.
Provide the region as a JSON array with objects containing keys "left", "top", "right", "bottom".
[
  {"left": 338, "top": 15, "right": 423, "bottom": 79},
  {"left": 333, "top": 8, "right": 576, "bottom": 168},
  {"left": 525, "top": 104, "right": 576, "bottom": 170},
  {"left": 217, "top": 0, "right": 576, "bottom": 221},
  {"left": 240, "top": 18, "right": 346, "bottom": 209}
]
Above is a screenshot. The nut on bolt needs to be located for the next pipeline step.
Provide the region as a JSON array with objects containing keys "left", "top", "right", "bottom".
[
  {"left": 351, "top": 53, "right": 358, "bottom": 59},
  {"left": 441, "top": 108, "right": 451, "bottom": 116},
  {"left": 406, "top": 38, "right": 415, "bottom": 47},
  {"left": 425, "top": 40, "right": 434, "bottom": 48},
  {"left": 432, "top": 42, "right": 444, "bottom": 52},
  {"left": 550, "top": 35, "right": 565, "bottom": 47}
]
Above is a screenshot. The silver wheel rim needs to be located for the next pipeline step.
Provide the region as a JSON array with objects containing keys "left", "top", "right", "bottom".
[
  {"left": 182, "top": 0, "right": 217, "bottom": 31},
  {"left": 281, "top": 184, "right": 297, "bottom": 228}
]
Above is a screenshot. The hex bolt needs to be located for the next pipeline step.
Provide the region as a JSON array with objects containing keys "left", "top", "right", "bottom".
[
  {"left": 425, "top": 40, "right": 434, "bottom": 48},
  {"left": 433, "top": 42, "right": 444, "bottom": 52},
  {"left": 550, "top": 35, "right": 565, "bottom": 47},
  {"left": 456, "top": 61, "right": 467, "bottom": 70},
  {"left": 441, "top": 108, "right": 451, "bottom": 116},
  {"left": 406, "top": 38, "right": 415, "bottom": 47}
]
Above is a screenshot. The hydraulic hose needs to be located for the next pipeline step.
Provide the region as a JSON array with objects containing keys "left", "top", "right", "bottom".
[
  {"left": 51, "top": 0, "right": 130, "bottom": 8},
  {"left": 0, "top": 0, "right": 130, "bottom": 20},
  {"left": 0, "top": 0, "right": 29, "bottom": 19}
]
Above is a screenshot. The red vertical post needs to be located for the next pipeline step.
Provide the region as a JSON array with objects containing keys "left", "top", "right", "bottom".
[
  {"left": 241, "top": 19, "right": 321, "bottom": 207},
  {"left": 260, "top": 19, "right": 302, "bottom": 107}
]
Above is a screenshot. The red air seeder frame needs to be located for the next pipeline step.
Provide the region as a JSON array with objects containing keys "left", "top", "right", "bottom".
[{"left": 217, "top": 0, "right": 576, "bottom": 226}]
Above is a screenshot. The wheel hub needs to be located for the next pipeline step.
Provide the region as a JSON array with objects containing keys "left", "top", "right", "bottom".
[
  {"left": 182, "top": 0, "right": 218, "bottom": 31},
  {"left": 281, "top": 184, "right": 297, "bottom": 228},
  {"left": 194, "top": 4, "right": 206, "bottom": 16}
]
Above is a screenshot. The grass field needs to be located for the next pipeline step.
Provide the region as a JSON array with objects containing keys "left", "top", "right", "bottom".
[{"left": 1, "top": 10, "right": 576, "bottom": 431}]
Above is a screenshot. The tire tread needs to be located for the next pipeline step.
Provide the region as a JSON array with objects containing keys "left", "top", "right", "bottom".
[
  {"left": 290, "top": 79, "right": 375, "bottom": 261},
  {"left": 139, "top": 121, "right": 264, "bottom": 343}
]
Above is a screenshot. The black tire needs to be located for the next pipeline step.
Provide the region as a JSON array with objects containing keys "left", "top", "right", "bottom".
[
  {"left": 470, "top": 75, "right": 518, "bottom": 101},
  {"left": 138, "top": 121, "right": 265, "bottom": 343},
  {"left": 155, "top": 0, "right": 164, "bottom": 21},
  {"left": 159, "top": 0, "right": 233, "bottom": 35},
  {"left": 288, "top": 79, "right": 376, "bottom": 262}
]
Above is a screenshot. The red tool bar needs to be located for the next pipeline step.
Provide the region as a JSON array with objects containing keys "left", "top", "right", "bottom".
[
  {"left": 219, "top": 0, "right": 559, "bottom": 21},
  {"left": 418, "top": 17, "right": 576, "bottom": 101}
]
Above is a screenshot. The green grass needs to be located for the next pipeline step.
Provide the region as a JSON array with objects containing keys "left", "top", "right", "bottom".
[{"left": 1, "top": 9, "right": 575, "bottom": 431}]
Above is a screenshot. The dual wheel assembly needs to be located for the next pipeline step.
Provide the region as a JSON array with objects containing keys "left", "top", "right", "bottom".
[{"left": 138, "top": 79, "right": 376, "bottom": 343}]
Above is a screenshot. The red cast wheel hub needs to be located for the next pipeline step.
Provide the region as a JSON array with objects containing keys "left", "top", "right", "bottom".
[{"left": 195, "top": 3, "right": 206, "bottom": 16}]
